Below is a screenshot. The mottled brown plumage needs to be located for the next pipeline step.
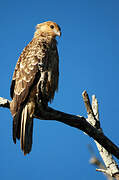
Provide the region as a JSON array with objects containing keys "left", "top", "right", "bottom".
[{"left": 10, "top": 21, "right": 61, "bottom": 155}]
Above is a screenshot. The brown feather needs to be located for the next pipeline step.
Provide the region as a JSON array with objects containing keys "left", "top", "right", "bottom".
[
  {"left": 10, "top": 21, "right": 61, "bottom": 155},
  {"left": 20, "top": 103, "right": 34, "bottom": 155}
]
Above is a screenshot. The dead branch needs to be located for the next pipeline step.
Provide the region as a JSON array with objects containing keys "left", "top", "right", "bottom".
[
  {"left": 88, "top": 145, "right": 114, "bottom": 180},
  {"left": 0, "top": 91, "right": 119, "bottom": 162},
  {"left": 82, "top": 91, "right": 119, "bottom": 179}
]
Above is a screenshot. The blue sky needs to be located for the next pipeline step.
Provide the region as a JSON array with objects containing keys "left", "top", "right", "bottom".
[{"left": 0, "top": 0, "right": 119, "bottom": 179}]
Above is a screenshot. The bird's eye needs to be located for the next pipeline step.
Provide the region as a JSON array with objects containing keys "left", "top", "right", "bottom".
[{"left": 50, "top": 25, "right": 54, "bottom": 29}]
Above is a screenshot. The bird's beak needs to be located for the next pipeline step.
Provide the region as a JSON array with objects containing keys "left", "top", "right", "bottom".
[
  {"left": 54, "top": 29, "right": 61, "bottom": 37},
  {"left": 57, "top": 31, "right": 61, "bottom": 37}
]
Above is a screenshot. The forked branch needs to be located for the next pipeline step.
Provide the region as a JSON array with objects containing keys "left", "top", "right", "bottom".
[
  {"left": 0, "top": 92, "right": 119, "bottom": 162},
  {"left": 82, "top": 91, "right": 119, "bottom": 179}
]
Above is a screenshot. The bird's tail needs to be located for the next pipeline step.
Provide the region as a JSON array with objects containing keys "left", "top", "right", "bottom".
[{"left": 20, "top": 103, "right": 34, "bottom": 155}]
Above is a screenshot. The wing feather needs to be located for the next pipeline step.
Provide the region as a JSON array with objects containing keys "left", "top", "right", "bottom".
[
  {"left": 10, "top": 39, "right": 42, "bottom": 116},
  {"left": 10, "top": 39, "right": 42, "bottom": 143}
]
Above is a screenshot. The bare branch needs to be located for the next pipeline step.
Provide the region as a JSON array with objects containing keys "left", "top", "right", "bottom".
[
  {"left": 0, "top": 94, "right": 119, "bottom": 161},
  {"left": 0, "top": 97, "right": 10, "bottom": 108},
  {"left": 88, "top": 145, "right": 114, "bottom": 180},
  {"left": 82, "top": 90, "right": 119, "bottom": 178}
]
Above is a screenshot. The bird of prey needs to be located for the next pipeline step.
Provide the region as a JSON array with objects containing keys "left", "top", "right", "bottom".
[{"left": 10, "top": 21, "right": 61, "bottom": 155}]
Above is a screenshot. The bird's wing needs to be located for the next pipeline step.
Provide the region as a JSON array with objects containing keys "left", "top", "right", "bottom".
[
  {"left": 10, "top": 39, "right": 43, "bottom": 144},
  {"left": 10, "top": 39, "right": 42, "bottom": 116}
]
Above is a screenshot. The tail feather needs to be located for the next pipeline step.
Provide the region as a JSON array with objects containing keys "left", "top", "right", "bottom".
[
  {"left": 20, "top": 105, "right": 33, "bottom": 155},
  {"left": 13, "top": 110, "right": 22, "bottom": 144},
  {"left": 13, "top": 115, "right": 17, "bottom": 144}
]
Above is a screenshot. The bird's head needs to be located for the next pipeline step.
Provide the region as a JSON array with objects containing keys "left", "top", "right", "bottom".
[{"left": 34, "top": 21, "right": 61, "bottom": 38}]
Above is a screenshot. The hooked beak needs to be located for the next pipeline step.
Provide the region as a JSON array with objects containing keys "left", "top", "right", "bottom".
[
  {"left": 54, "top": 29, "right": 61, "bottom": 37},
  {"left": 57, "top": 31, "right": 61, "bottom": 37}
]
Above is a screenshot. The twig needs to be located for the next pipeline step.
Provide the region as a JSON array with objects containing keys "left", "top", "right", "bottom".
[{"left": 88, "top": 144, "right": 114, "bottom": 180}]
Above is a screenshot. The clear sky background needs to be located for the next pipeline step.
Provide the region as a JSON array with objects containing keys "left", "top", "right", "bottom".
[{"left": 0, "top": 0, "right": 119, "bottom": 180}]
